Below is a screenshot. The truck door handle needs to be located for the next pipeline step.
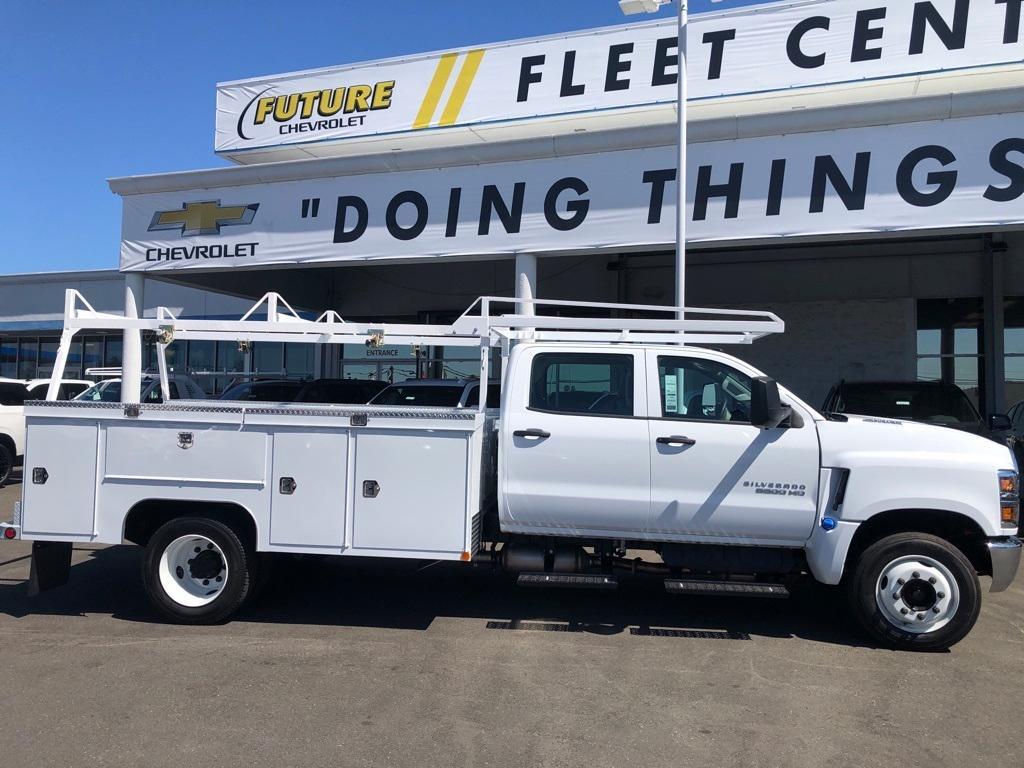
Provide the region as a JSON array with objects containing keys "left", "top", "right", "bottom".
[
  {"left": 513, "top": 428, "right": 550, "bottom": 439},
  {"left": 657, "top": 435, "right": 696, "bottom": 446}
]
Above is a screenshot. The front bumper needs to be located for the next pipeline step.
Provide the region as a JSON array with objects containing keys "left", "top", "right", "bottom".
[{"left": 988, "top": 536, "right": 1022, "bottom": 592}]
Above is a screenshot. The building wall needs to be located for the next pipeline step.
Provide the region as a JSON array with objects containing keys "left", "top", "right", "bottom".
[
  {"left": 728, "top": 299, "right": 916, "bottom": 408},
  {"left": 0, "top": 270, "right": 256, "bottom": 328}
]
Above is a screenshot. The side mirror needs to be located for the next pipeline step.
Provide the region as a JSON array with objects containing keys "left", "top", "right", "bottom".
[
  {"left": 988, "top": 413, "right": 1012, "bottom": 431},
  {"left": 750, "top": 377, "right": 791, "bottom": 429}
]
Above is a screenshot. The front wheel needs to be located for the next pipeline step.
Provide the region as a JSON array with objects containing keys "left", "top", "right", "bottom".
[
  {"left": 847, "top": 532, "right": 981, "bottom": 651},
  {"left": 142, "top": 517, "right": 255, "bottom": 624}
]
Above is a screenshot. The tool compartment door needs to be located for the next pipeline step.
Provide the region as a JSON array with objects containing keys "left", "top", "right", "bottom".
[
  {"left": 269, "top": 430, "right": 349, "bottom": 548},
  {"left": 352, "top": 430, "right": 471, "bottom": 556},
  {"left": 22, "top": 419, "right": 99, "bottom": 537}
]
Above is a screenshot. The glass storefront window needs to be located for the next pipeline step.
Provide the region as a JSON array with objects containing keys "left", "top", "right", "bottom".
[
  {"left": 916, "top": 298, "right": 984, "bottom": 414},
  {"left": 253, "top": 342, "right": 284, "bottom": 375},
  {"left": 217, "top": 340, "right": 245, "bottom": 373},
  {"left": 37, "top": 340, "right": 58, "bottom": 378},
  {"left": 284, "top": 344, "right": 314, "bottom": 380},
  {"left": 65, "top": 339, "right": 83, "bottom": 379},
  {"left": 340, "top": 342, "right": 420, "bottom": 383},
  {"left": 186, "top": 341, "right": 217, "bottom": 394},
  {"left": 17, "top": 340, "right": 37, "bottom": 379},
  {"left": 163, "top": 340, "right": 184, "bottom": 372},
  {"left": 104, "top": 338, "right": 122, "bottom": 368},
  {"left": 83, "top": 337, "right": 102, "bottom": 374},
  {"left": 1003, "top": 298, "right": 1024, "bottom": 411},
  {"left": 0, "top": 338, "right": 16, "bottom": 378}
]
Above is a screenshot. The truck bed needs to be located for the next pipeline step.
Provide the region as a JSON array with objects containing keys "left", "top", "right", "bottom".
[{"left": 19, "top": 400, "right": 495, "bottom": 560}]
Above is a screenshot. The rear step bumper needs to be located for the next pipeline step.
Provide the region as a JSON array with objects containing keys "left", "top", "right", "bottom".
[
  {"left": 517, "top": 573, "right": 618, "bottom": 590},
  {"left": 665, "top": 579, "right": 790, "bottom": 598}
]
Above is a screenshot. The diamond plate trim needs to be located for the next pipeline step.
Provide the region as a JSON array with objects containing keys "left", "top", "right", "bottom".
[{"left": 25, "top": 400, "right": 477, "bottom": 420}]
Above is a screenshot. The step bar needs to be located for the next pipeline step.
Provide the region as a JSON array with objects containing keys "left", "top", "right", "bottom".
[
  {"left": 517, "top": 572, "right": 619, "bottom": 590},
  {"left": 664, "top": 579, "right": 790, "bottom": 598}
]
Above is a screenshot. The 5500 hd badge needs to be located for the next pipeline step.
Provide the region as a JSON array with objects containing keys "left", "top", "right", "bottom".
[{"left": 145, "top": 201, "right": 260, "bottom": 262}]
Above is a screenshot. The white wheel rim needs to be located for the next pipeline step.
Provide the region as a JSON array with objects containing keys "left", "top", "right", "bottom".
[
  {"left": 874, "top": 555, "right": 960, "bottom": 634},
  {"left": 158, "top": 535, "right": 229, "bottom": 608}
]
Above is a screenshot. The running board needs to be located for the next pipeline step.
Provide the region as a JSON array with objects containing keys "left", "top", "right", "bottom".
[
  {"left": 664, "top": 579, "right": 789, "bottom": 598},
  {"left": 517, "top": 572, "right": 619, "bottom": 590}
]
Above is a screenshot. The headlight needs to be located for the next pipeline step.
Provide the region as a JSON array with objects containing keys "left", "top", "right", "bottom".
[{"left": 998, "top": 469, "right": 1019, "bottom": 529}]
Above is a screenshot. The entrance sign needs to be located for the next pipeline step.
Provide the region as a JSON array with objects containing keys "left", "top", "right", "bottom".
[
  {"left": 121, "top": 112, "right": 1024, "bottom": 272},
  {"left": 215, "top": 0, "right": 1024, "bottom": 155}
]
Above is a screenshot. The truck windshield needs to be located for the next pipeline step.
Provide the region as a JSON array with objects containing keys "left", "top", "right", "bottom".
[
  {"left": 839, "top": 384, "right": 980, "bottom": 426},
  {"left": 76, "top": 381, "right": 163, "bottom": 403}
]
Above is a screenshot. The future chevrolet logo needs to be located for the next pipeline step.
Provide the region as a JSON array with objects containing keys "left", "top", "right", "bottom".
[{"left": 148, "top": 201, "right": 259, "bottom": 237}]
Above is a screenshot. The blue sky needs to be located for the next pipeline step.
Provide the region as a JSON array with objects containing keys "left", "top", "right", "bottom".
[{"left": 0, "top": 0, "right": 769, "bottom": 274}]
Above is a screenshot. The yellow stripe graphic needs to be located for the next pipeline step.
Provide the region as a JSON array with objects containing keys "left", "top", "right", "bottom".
[
  {"left": 439, "top": 49, "right": 485, "bottom": 126},
  {"left": 413, "top": 53, "right": 458, "bottom": 129}
]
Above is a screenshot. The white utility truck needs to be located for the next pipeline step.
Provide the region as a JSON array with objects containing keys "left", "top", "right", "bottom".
[{"left": 2, "top": 292, "right": 1020, "bottom": 651}]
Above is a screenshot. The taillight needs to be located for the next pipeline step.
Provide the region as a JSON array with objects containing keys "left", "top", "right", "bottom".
[{"left": 2, "top": 527, "right": 15, "bottom": 540}]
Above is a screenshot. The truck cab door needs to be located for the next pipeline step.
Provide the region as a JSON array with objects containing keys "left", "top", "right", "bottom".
[
  {"left": 645, "top": 350, "right": 819, "bottom": 544},
  {"left": 500, "top": 347, "right": 651, "bottom": 538}
]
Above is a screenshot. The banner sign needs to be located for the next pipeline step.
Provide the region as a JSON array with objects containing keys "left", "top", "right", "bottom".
[
  {"left": 215, "top": 0, "right": 1024, "bottom": 154},
  {"left": 123, "top": 112, "right": 1024, "bottom": 272}
]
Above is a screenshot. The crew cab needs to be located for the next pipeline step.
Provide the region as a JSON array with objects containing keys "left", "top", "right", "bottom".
[{"left": 2, "top": 293, "right": 1020, "bottom": 652}]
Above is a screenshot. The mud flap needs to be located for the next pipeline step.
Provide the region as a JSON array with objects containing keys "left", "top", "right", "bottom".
[{"left": 28, "top": 541, "right": 73, "bottom": 596}]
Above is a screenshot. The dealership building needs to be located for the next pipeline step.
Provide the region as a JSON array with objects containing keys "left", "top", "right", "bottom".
[{"left": 2, "top": 0, "right": 1023, "bottom": 415}]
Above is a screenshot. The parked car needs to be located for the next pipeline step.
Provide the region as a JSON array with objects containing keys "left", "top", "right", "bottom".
[
  {"left": 369, "top": 378, "right": 501, "bottom": 408},
  {"left": 293, "top": 378, "right": 387, "bottom": 404},
  {"left": 0, "top": 381, "right": 28, "bottom": 485},
  {"left": 822, "top": 380, "right": 1012, "bottom": 440},
  {"left": 75, "top": 374, "right": 207, "bottom": 403},
  {"left": 24, "top": 378, "right": 94, "bottom": 400},
  {"left": 219, "top": 379, "right": 305, "bottom": 402}
]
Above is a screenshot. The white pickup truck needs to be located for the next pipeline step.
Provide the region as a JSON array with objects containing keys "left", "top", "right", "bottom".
[{"left": 2, "top": 293, "right": 1020, "bottom": 651}]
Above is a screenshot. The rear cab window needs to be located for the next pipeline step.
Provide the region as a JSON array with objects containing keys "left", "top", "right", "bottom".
[{"left": 529, "top": 353, "right": 634, "bottom": 416}]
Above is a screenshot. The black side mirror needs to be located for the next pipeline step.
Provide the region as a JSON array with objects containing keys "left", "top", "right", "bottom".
[
  {"left": 750, "top": 377, "right": 792, "bottom": 429},
  {"left": 988, "top": 413, "right": 1012, "bottom": 431}
]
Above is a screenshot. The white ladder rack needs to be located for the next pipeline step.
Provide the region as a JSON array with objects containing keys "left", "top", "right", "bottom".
[
  {"left": 48, "top": 290, "right": 784, "bottom": 407},
  {"left": 58, "top": 291, "right": 783, "bottom": 348}
]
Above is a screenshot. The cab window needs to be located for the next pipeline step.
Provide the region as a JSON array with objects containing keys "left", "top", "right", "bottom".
[
  {"left": 529, "top": 353, "right": 633, "bottom": 416},
  {"left": 657, "top": 356, "right": 752, "bottom": 423}
]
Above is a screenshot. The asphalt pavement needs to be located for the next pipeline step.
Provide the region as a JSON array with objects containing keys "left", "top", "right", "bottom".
[{"left": 1, "top": 478, "right": 1022, "bottom": 768}]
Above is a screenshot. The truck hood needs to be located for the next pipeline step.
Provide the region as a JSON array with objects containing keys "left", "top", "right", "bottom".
[{"left": 817, "top": 414, "right": 1015, "bottom": 471}]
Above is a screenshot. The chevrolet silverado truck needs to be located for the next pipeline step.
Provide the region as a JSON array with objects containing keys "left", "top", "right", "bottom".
[{"left": 2, "top": 293, "right": 1020, "bottom": 651}]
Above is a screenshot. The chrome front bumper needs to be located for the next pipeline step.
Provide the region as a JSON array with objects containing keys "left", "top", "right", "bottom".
[{"left": 988, "top": 536, "right": 1022, "bottom": 592}]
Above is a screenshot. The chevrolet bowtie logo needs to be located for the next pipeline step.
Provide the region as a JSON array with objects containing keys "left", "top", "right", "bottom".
[{"left": 148, "top": 201, "right": 259, "bottom": 237}]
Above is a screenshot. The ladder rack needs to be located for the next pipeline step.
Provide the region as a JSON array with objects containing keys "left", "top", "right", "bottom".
[
  {"left": 48, "top": 290, "right": 784, "bottom": 408},
  {"left": 58, "top": 291, "right": 784, "bottom": 348}
]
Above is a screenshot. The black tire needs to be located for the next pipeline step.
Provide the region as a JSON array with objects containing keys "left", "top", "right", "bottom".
[
  {"left": 847, "top": 532, "right": 981, "bottom": 651},
  {"left": 0, "top": 442, "right": 12, "bottom": 486},
  {"left": 142, "top": 517, "right": 254, "bottom": 624}
]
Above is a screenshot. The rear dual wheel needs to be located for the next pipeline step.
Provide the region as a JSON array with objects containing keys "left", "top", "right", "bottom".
[
  {"left": 848, "top": 532, "right": 981, "bottom": 651},
  {"left": 142, "top": 517, "right": 255, "bottom": 624}
]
